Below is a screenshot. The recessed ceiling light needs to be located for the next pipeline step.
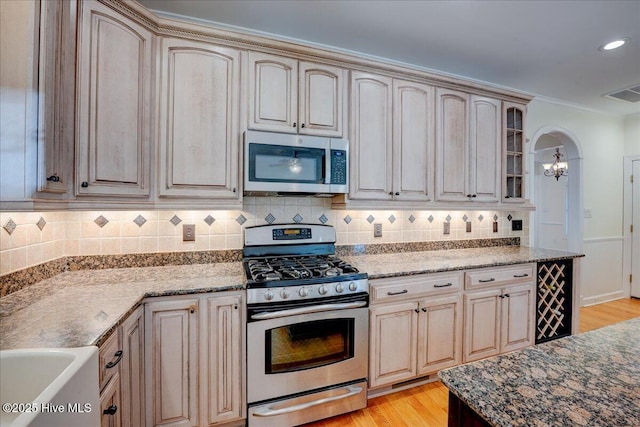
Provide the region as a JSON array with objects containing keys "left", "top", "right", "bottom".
[{"left": 599, "top": 38, "right": 630, "bottom": 51}]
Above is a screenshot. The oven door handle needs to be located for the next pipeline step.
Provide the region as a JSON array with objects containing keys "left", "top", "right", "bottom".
[
  {"left": 252, "top": 384, "right": 363, "bottom": 417},
  {"left": 250, "top": 301, "right": 367, "bottom": 320}
]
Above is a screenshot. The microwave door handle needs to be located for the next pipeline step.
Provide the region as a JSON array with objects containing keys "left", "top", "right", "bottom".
[
  {"left": 250, "top": 301, "right": 366, "bottom": 320},
  {"left": 324, "top": 147, "right": 331, "bottom": 184},
  {"left": 252, "top": 384, "right": 364, "bottom": 417}
]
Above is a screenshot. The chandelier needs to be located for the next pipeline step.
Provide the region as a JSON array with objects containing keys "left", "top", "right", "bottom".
[{"left": 542, "top": 148, "right": 568, "bottom": 181}]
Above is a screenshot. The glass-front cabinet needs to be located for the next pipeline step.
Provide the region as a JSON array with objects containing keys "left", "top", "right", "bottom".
[{"left": 503, "top": 103, "right": 526, "bottom": 202}]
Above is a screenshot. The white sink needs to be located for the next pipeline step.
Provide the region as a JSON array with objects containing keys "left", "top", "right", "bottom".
[{"left": 0, "top": 347, "right": 100, "bottom": 427}]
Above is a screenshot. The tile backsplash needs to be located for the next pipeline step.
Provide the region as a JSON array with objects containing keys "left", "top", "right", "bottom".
[{"left": 1, "top": 197, "right": 529, "bottom": 275}]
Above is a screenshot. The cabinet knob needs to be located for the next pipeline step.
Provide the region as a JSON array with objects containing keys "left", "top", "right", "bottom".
[
  {"left": 504, "top": 293, "right": 510, "bottom": 298},
  {"left": 395, "top": 192, "right": 400, "bottom": 196},
  {"left": 292, "top": 122, "right": 297, "bottom": 128},
  {"left": 301, "top": 123, "right": 305, "bottom": 128},
  {"left": 414, "top": 308, "right": 420, "bottom": 313},
  {"left": 232, "top": 187, "right": 236, "bottom": 193},
  {"left": 472, "top": 194, "right": 477, "bottom": 198},
  {"left": 388, "top": 192, "right": 393, "bottom": 195},
  {"left": 81, "top": 181, "right": 89, "bottom": 188},
  {"left": 421, "top": 307, "right": 427, "bottom": 312}
]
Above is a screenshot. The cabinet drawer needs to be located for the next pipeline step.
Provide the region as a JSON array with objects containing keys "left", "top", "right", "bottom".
[
  {"left": 99, "top": 330, "right": 122, "bottom": 392},
  {"left": 370, "top": 271, "right": 462, "bottom": 304},
  {"left": 465, "top": 263, "right": 534, "bottom": 290}
]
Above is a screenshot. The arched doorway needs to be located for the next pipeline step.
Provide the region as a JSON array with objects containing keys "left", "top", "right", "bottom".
[{"left": 528, "top": 126, "right": 584, "bottom": 253}]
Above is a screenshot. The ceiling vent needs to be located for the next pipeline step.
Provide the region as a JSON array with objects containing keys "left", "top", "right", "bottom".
[{"left": 604, "top": 84, "right": 640, "bottom": 103}]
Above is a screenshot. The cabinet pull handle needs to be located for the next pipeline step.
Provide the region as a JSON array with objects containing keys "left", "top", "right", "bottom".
[
  {"left": 478, "top": 278, "right": 496, "bottom": 283},
  {"left": 513, "top": 273, "right": 529, "bottom": 278},
  {"left": 293, "top": 122, "right": 297, "bottom": 128},
  {"left": 103, "top": 405, "right": 118, "bottom": 415},
  {"left": 46, "top": 175, "right": 60, "bottom": 182},
  {"left": 105, "top": 350, "right": 123, "bottom": 369},
  {"left": 387, "top": 289, "right": 408, "bottom": 296},
  {"left": 81, "top": 181, "right": 89, "bottom": 188},
  {"left": 434, "top": 282, "right": 453, "bottom": 288}
]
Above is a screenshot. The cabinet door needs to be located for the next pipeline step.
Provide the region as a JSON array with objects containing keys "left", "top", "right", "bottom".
[
  {"left": 298, "top": 62, "right": 346, "bottom": 137},
  {"left": 146, "top": 299, "right": 199, "bottom": 427},
  {"left": 369, "top": 302, "right": 418, "bottom": 388},
  {"left": 120, "top": 306, "right": 145, "bottom": 427},
  {"left": 100, "top": 373, "right": 122, "bottom": 427},
  {"left": 470, "top": 96, "right": 501, "bottom": 202},
  {"left": 501, "top": 283, "right": 535, "bottom": 353},
  {"left": 248, "top": 52, "right": 298, "bottom": 133},
  {"left": 435, "top": 88, "right": 470, "bottom": 202},
  {"left": 76, "top": 0, "right": 151, "bottom": 197},
  {"left": 393, "top": 79, "right": 434, "bottom": 201},
  {"left": 202, "top": 294, "right": 243, "bottom": 426},
  {"left": 350, "top": 71, "right": 393, "bottom": 200},
  {"left": 159, "top": 39, "right": 240, "bottom": 199},
  {"left": 503, "top": 102, "right": 527, "bottom": 202},
  {"left": 463, "top": 289, "right": 501, "bottom": 363},
  {"left": 417, "top": 295, "right": 462, "bottom": 375}
]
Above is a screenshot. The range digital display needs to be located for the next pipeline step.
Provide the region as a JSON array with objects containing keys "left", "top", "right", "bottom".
[{"left": 272, "top": 228, "right": 312, "bottom": 240}]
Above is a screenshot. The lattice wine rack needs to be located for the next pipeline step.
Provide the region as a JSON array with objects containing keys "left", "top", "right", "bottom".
[{"left": 536, "top": 260, "right": 573, "bottom": 344}]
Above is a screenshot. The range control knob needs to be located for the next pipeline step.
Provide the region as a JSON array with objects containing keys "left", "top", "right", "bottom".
[
  {"left": 264, "top": 290, "right": 274, "bottom": 301},
  {"left": 298, "top": 287, "right": 309, "bottom": 297},
  {"left": 280, "top": 289, "right": 290, "bottom": 299},
  {"left": 348, "top": 282, "right": 358, "bottom": 292},
  {"left": 335, "top": 284, "right": 344, "bottom": 293},
  {"left": 318, "top": 285, "right": 328, "bottom": 295}
]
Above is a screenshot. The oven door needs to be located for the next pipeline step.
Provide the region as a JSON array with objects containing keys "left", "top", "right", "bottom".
[{"left": 247, "top": 300, "right": 368, "bottom": 404}]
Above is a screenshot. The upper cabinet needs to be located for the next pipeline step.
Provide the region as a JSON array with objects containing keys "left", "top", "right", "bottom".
[
  {"left": 75, "top": 0, "right": 153, "bottom": 197},
  {"left": 503, "top": 103, "right": 527, "bottom": 202},
  {"left": 248, "top": 52, "right": 347, "bottom": 137},
  {"left": 158, "top": 38, "right": 241, "bottom": 200},
  {"left": 435, "top": 89, "right": 501, "bottom": 203}
]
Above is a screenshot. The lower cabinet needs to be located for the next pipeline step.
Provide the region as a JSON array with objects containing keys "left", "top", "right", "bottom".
[
  {"left": 145, "top": 292, "right": 245, "bottom": 427},
  {"left": 369, "top": 273, "right": 463, "bottom": 390}
]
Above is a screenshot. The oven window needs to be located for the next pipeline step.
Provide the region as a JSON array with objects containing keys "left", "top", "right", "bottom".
[{"left": 265, "top": 318, "right": 354, "bottom": 374}]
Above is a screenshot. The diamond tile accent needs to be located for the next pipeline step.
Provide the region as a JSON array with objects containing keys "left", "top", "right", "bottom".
[
  {"left": 478, "top": 214, "right": 484, "bottom": 222},
  {"left": 462, "top": 214, "right": 469, "bottom": 221},
  {"left": 170, "top": 215, "right": 182, "bottom": 226},
  {"left": 428, "top": 215, "right": 435, "bottom": 223},
  {"left": 408, "top": 214, "right": 416, "bottom": 223},
  {"left": 133, "top": 215, "right": 147, "bottom": 227},
  {"left": 367, "top": 215, "right": 375, "bottom": 224},
  {"left": 319, "top": 214, "right": 328, "bottom": 224},
  {"left": 388, "top": 214, "right": 396, "bottom": 224},
  {"left": 343, "top": 215, "right": 352, "bottom": 224},
  {"left": 265, "top": 213, "right": 276, "bottom": 224},
  {"left": 446, "top": 215, "right": 452, "bottom": 222},
  {"left": 204, "top": 215, "right": 216, "bottom": 226},
  {"left": 236, "top": 214, "right": 247, "bottom": 225},
  {"left": 507, "top": 214, "right": 513, "bottom": 221},
  {"left": 94, "top": 215, "right": 109, "bottom": 228},
  {"left": 493, "top": 214, "right": 499, "bottom": 221},
  {"left": 293, "top": 213, "right": 303, "bottom": 223},
  {"left": 36, "top": 217, "right": 46, "bottom": 231},
  {"left": 3, "top": 219, "right": 17, "bottom": 235}
]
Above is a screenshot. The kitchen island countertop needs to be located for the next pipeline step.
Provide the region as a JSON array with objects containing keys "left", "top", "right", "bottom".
[{"left": 439, "top": 317, "right": 640, "bottom": 427}]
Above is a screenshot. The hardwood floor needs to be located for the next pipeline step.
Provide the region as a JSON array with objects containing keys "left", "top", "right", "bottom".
[{"left": 305, "top": 298, "right": 640, "bottom": 427}]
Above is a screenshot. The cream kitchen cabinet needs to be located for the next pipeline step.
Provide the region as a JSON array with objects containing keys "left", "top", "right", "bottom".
[
  {"left": 349, "top": 73, "right": 434, "bottom": 202},
  {"left": 99, "top": 331, "right": 123, "bottom": 427},
  {"left": 145, "top": 292, "right": 244, "bottom": 427},
  {"left": 463, "top": 264, "right": 535, "bottom": 363},
  {"left": 435, "top": 89, "right": 501, "bottom": 203},
  {"left": 503, "top": 102, "right": 527, "bottom": 202},
  {"left": 248, "top": 52, "right": 347, "bottom": 136},
  {"left": 369, "top": 272, "right": 462, "bottom": 390},
  {"left": 158, "top": 38, "right": 241, "bottom": 200},
  {"left": 75, "top": 0, "right": 153, "bottom": 197}
]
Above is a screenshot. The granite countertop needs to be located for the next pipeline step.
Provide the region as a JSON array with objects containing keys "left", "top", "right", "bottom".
[
  {"left": 0, "top": 262, "right": 245, "bottom": 350},
  {"left": 0, "top": 245, "right": 583, "bottom": 351},
  {"left": 343, "top": 245, "right": 582, "bottom": 279},
  {"left": 439, "top": 318, "right": 640, "bottom": 427}
]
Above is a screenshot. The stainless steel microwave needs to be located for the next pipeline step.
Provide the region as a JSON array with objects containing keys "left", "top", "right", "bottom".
[{"left": 244, "top": 130, "right": 348, "bottom": 195}]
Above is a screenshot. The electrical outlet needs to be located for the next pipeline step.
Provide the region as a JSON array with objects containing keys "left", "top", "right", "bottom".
[
  {"left": 183, "top": 224, "right": 196, "bottom": 241},
  {"left": 443, "top": 222, "right": 450, "bottom": 235},
  {"left": 466, "top": 221, "right": 472, "bottom": 233},
  {"left": 493, "top": 221, "right": 498, "bottom": 233},
  {"left": 374, "top": 223, "right": 382, "bottom": 237},
  {"left": 511, "top": 219, "right": 523, "bottom": 231}
]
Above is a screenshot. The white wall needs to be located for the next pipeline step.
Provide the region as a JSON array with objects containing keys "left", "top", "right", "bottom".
[
  {"left": 624, "top": 113, "right": 640, "bottom": 156},
  {"left": 527, "top": 99, "right": 627, "bottom": 305}
]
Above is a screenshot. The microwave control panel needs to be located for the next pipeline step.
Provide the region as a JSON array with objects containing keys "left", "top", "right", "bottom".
[{"left": 330, "top": 150, "right": 347, "bottom": 185}]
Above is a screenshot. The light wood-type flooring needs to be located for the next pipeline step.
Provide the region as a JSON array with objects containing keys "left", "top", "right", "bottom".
[{"left": 305, "top": 297, "right": 640, "bottom": 427}]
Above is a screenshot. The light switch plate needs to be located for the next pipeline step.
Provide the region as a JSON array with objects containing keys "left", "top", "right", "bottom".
[
  {"left": 183, "top": 224, "right": 196, "bottom": 241},
  {"left": 443, "top": 222, "right": 450, "bottom": 235},
  {"left": 374, "top": 223, "right": 382, "bottom": 237}
]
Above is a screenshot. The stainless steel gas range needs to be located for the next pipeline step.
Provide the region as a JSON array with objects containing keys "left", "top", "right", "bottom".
[{"left": 243, "top": 224, "right": 369, "bottom": 427}]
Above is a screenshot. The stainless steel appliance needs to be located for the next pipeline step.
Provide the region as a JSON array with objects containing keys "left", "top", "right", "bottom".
[
  {"left": 244, "top": 130, "right": 348, "bottom": 195},
  {"left": 244, "top": 224, "right": 368, "bottom": 427}
]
